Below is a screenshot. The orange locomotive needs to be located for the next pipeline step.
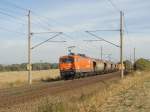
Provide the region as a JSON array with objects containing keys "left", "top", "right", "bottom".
[{"left": 59, "top": 53, "right": 118, "bottom": 79}]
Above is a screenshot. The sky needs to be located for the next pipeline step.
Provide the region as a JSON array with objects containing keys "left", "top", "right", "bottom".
[{"left": 0, "top": 0, "right": 150, "bottom": 64}]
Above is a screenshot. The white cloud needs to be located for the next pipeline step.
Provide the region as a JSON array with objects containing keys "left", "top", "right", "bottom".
[{"left": 0, "top": 0, "right": 150, "bottom": 64}]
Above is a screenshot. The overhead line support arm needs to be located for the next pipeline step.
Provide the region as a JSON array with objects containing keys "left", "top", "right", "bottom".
[
  {"left": 31, "top": 32, "right": 62, "bottom": 49},
  {"left": 86, "top": 31, "right": 120, "bottom": 48}
]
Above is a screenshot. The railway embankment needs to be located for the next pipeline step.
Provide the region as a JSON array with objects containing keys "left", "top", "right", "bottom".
[
  {"left": 36, "top": 71, "right": 150, "bottom": 112},
  {"left": 1, "top": 71, "right": 149, "bottom": 112}
]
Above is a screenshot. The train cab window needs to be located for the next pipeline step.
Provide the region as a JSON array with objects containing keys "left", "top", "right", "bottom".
[{"left": 61, "top": 58, "right": 74, "bottom": 63}]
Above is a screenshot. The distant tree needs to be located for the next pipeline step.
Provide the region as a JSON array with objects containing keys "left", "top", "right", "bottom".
[
  {"left": 134, "top": 58, "right": 150, "bottom": 71},
  {"left": 20, "top": 63, "right": 27, "bottom": 71},
  {"left": 123, "top": 60, "right": 133, "bottom": 71},
  {"left": 9, "top": 64, "right": 20, "bottom": 71},
  {"left": 32, "top": 63, "right": 51, "bottom": 71},
  {"left": 50, "top": 63, "right": 58, "bottom": 69},
  {"left": 0, "top": 64, "right": 5, "bottom": 71},
  {"left": 0, "top": 62, "right": 58, "bottom": 72}
]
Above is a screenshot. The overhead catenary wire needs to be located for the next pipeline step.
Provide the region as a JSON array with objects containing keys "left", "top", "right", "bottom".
[
  {"left": 86, "top": 29, "right": 120, "bottom": 32},
  {"left": 0, "top": 10, "right": 26, "bottom": 25},
  {"left": 0, "top": 0, "right": 100, "bottom": 43},
  {"left": 123, "top": 14, "right": 129, "bottom": 36},
  {"left": 31, "top": 31, "right": 62, "bottom": 35},
  {"left": 0, "top": 0, "right": 127, "bottom": 35},
  {"left": 106, "top": 0, "right": 121, "bottom": 12},
  {"left": 86, "top": 31, "right": 120, "bottom": 47},
  {"left": 83, "top": 40, "right": 103, "bottom": 42},
  {"left": 123, "top": 13, "right": 135, "bottom": 61},
  {"left": 31, "top": 20, "right": 51, "bottom": 31},
  {"left": 0, "top": 1, "right": 53, "bottom": 32},
  {"left": 31, "top": 32, "right": 62, "bottom": 49},
  {"left": 0, "top": 0, "right": 60, "bottom": 30},
  {"left": 48, "top": 40, "right": 66, "bottom": 43},
  {"left": 0, "top": 0, "right": 127, "bottom": 56},
  {"left": 31, "top": 10, "right": 103, "bottom": 42},
  {"left": 29, "top": 12, "right": 81, "bottom": 44},
  {"left": 32, "top": 14, "right": 82, "bottom": 45},
  {"left": 62, "top": 33, "right": 77, "bottom": 41},
  {"left": 31, "top": 12, "right": 122, "bottom": 45},
  {"left": 3, "top": 0, "right": 120, "bottom": 33},
  {"left": 0, "top": 10, "right": 22, "bottom": 20},
  {"left": 32, "top": 12, "right": 53, "bottom": 30},
  {"left": 83, "top": 39, "right": 118, "bottom": 61},
  {"left": 32, "top": 12, "right": 80, "bottom": 41},
  {"left": 0, "top": 2, "right": 52, "bottom": 32},
  {"left": 0, "top": 7, "right": 25, "bottom": 16},
  {"left": 0, "top": 8, "right": 27, "bottom": 38},
  {"left": 2, "top": 1, "right": 121, "bottom": 43},
  {"left": 1, "top": 0, "right": 28, "bottom": 11},
  {"left": 0, "top": 26, "right": 26, "bottom": 35}
]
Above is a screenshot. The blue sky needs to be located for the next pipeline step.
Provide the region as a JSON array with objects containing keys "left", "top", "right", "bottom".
[{"left": 0, "top": 0, "right": 150, "bottom": 64}]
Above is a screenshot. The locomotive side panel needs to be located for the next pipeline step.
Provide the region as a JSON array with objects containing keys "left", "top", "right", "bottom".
[{"left": 74, "top": 56, "right": 94, "bottom": 73}]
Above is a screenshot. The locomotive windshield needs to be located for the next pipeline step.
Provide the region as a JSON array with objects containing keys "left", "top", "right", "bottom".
[{"left": 61, "top": 57, "right": 74, "bottom": 63}]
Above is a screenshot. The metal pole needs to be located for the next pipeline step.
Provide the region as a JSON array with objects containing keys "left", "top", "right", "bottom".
[
  {"left": 40, "top": 60, "right": 42, "bottom": 71},
  {"left": 130, "top": 54, "right": 132, "bottom": 71},
  {"left": 120, "top": 11, "right": 124, "bottom": 78},
  {"left": 28, "top": 10, "right": 32, "bottom": 84},
  {"left": 101, "top": 46, "right": 103, "bottom": 60},
  {"left": 134, "top": 48, "right": 136, "bottom": 64}
]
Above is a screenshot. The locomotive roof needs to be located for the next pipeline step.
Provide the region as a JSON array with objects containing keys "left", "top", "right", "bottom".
[{"left": 60, "top": 54, "right": 116, "bottom": 64}]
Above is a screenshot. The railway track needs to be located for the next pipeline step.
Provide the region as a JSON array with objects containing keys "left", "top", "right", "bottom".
[{"left": 0, "top": 72, "right": 120, "bottom": 109}]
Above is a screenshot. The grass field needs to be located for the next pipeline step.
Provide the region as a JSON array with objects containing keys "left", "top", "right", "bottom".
[
  {"left": 0, "top": 69, "right": 60, "bottom": 89},
  {"left": 99, "top": 72, "right": 150, "bottom": 112},
  {"left": 35, "top": 71, "right": 150, "bottom": 112},
  {"left": 0, "top": 71, "right": 150, "bottom": 112}
]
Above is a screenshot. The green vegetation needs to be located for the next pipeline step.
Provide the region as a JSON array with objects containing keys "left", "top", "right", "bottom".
[
  {"left": 134, "top": 58, "right": 150, "bottom": 71},
  {"left": 0, "top": 63, "right": 58, "bottom": 72},
  {"left": 124, "top": 60, "right": 133, "bottom": 72}
]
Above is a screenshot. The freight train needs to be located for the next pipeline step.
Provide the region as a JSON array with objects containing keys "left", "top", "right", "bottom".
[{"left": 59, "top": 53, "right": 119, "bottom": 79}]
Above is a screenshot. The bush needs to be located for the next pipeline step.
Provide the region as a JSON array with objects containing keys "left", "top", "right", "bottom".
[
  {"left": 134, "top": 58, "right": 150, "bottom": 71},
  {"left": 0, "top": 64, "right": 5, "bottom": 71},
  {"left": 123, "top": 60, "right": 133, "bottom": 71}
]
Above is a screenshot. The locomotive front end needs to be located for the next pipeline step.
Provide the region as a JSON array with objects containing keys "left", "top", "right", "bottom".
[{"left": 59, "top": 56, "right": 75, "bottom": 79}]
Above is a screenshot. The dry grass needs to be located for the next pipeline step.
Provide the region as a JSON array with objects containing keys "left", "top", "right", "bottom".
[
  {"left": 98, "top": 72, "right": 150, "bottom": 112},
  {"left": 0, "top": 69, "right": 60, "bottom": 89},
  {"left": 35, "top": 71, "right": 150, "bottom": 112},
  {"left": 1, "top": 71, "right": 150, "bottom": 112}
]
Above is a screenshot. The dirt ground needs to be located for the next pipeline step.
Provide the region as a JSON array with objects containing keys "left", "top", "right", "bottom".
[{"left": 99, "top": 72, "right": 150, "bottom": 112}]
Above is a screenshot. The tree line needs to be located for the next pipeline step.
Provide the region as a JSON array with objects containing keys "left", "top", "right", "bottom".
[
  {"left": 0, "top": 63, "right": 58, "bottom": 72},
  {"left": 124, "top": 58, "right": 150, "bottom": 72},
  {"left": 0, "top": 58, "right": 149, "bottom": 72},
  {"left": 134, "top": 58, "right": 150, "bottom": 71}
]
